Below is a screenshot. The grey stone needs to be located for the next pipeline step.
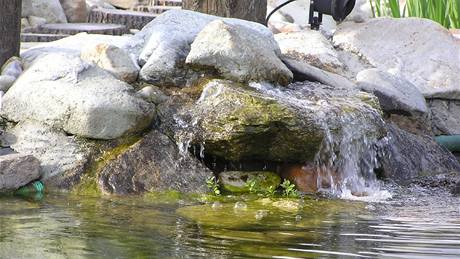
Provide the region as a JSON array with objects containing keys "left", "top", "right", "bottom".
[
  {"left": 186, "top": 20, "right": 292, "bottom": 85},
  {"left": 97, "top": 130, "right": 213, "bottom": 195},
  {"left": 136, "top": 86, "right": 168, "bottom": 105},
  {"left": 282, "top": 58, "right": 356, "bottom": 89},
  {"left": 1, "top": 52, "right": 155, "bottom": 140},
  {"left": 27, "top": 16, "right": 47, "bottom": 28},
  {"left": 81, "top": 43, "right": 139, "bottom": 83},
  {"left": 0, "top": 122, "right": 90, "bottom": 187},
  {"left": 334, "top": 18, "right": 460, "bottom": 100},
  {"left": 0, "top": 76, "right": 16, "bottom": 93},
  {"left": 356, "top": 69, "right": 428, "bottom": 115},
  {"left": 22, "top": 0, "right": 68, "bottom": 23},
  {"left": 132, "top": 9, "right": 278, "bottom": 86},
  {"left": 428, "top": 99, "right": 460, "bottom": 136},
  {"left": 275, "top": 30, "right": 345, "bottom": 74},
  {"left": 379, "top": 123, "right": 460, "bottom": 184},
  {"left": 60, "top": 0, "right": 88, "bottom": 23},
  {"left": 0, "top": 154, "right": 41, "bottom": 192},
  {"left": 1, "top": 57, "right": 22, "bottom": 78}
]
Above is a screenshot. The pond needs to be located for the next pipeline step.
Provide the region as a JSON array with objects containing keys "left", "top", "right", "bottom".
[{"left": 1, "top": 185, "right": 459, "bottom": 258}]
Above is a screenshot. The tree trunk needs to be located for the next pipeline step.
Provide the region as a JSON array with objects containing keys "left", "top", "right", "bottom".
[
  {"left": 182, "top": 0, "right": 267, "bottom": 24},
  {"left": 0, "top": 0, "right": 22, "bottom": 67}
]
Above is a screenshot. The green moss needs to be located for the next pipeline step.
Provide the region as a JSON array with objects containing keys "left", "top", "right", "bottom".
[
  {"left": 219, "top": 171, "right": 281, "bottom": 193},
  {"left": 72, "top": 134, "right": 143, "bottom": 196}
]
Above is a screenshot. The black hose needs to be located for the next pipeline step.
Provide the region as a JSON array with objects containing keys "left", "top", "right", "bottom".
[{"left": 266, "top": 0, "right": 298, "bottom": 26}]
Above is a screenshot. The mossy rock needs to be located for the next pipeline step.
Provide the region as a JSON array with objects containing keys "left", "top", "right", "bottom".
[
  {"left": 219, "top": 171, "right": 281, "bottom": 193},
  {"left": 193, "top": 80, "right": 324, "bottom": 163}
]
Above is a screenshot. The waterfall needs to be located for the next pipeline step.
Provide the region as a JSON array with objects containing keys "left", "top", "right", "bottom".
[{"left": 250, "top": 81, "right": 392, "bottom": 200}]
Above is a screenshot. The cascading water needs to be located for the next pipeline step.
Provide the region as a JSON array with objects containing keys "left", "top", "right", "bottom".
[
  {"left": 250, "top": 81, "right": 391, "bottom": 200},
  {"left": 173, "top": 79, "right": 392, "bottom": 200}
]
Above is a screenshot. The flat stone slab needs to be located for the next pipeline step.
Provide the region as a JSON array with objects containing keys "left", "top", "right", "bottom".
[
  {"left": 21, "top": 33, "right": 70, "bottom": 42},
  {"left": 89, "top": 8, "right": 158, "bottom": 30},
  {"left": 36, "top": 23, "right": 129, "bottom": 36}
]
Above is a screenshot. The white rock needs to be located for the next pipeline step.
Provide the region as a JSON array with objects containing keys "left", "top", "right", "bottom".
[
  {"left": 334, "top": 18, "right": 460, "bottom": 100},
  {"left": 81, "top": 43, "right": 139, "bottom": 83},
  {"left": 0, "top": 153, "right": 41, "bottom": 192},
  {"left": 132, "top": 10, "right": 278, "bottom": 86},
  {"left": 21, "top": 33, "right": 133, "bottom": 68},
  {"left": 23, "top": 0, "right": 68, "bottom": 23},
  {"left": 27, "top": 16, "right": 47, "bottom": 28},
  {"left": 60, "top": 0, "right": 88, "bottom": 23},
  {"left": 0, "top": 76, "right": 17, "bottom": 93},
  {"left": 186, "top": 20, "right": 292, "bottom": 85},
  {"left": 1, "top": 53, "right": 155, "bottom": 140},
  {"left": 21, "top": 18, "right": 31, "bottom": 31},
  {"left": 1, "top": 122, "right": 87, "bottom": 182},
  {"left": 136, "top": 86, "right": 168, "bottom": 104},
  {"left": 275, "top": 30, "right": 345, "bottom": 74},
  {"left": 356, "top": 69, "right": 427, "bottom": 115}
]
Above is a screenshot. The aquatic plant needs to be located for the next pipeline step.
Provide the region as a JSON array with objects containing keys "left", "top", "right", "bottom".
[
  {"left": 206, "top": 176, "right": 221, "bottom": 196},
  {"left": 369, "top": 0, "right": 460, "bottom": 28},
  {"left": 265, "top": 185, "right": 277, "bottom": 197},
  {"left": 246, "top": 179, "right": 260, "bottom": 194},
  {"left": 280, "top": 179, "right": 300, "bottom": 198}
]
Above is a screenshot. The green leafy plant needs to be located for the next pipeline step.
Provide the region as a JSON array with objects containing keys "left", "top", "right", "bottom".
[
  {"left": 206, "top": 176, "right": 221, "bottom": 196},
  {"left": 369, "top": 0, "right": 460, "bottom": 29},
  {"left": 280, "top": 179, "right": 300, "bottom": 198},
  {"left": 265, "top": 185, "right": 277, "bottom": 197},
  {"left": 246, "top": 179, "right": 260, "bottom": 194}
]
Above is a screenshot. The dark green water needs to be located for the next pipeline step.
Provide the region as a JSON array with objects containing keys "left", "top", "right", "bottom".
[{"left": 1, "top": 186, "right": 459, "bottom": 258}]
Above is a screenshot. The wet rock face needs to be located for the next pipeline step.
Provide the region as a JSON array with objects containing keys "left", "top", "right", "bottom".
[
  {"left": 380, "top": 124, "right": 460, "bottom": 184},
  {"left": 454, "top": 181, "right": 460, "bottom": 195},
  {"left": 97, "top": 130, "right": 213, "bottom": 195},
  {"left": 334, "top": 18, "right": 460, "bottom": 100},
  {"left": 192, "top": 80, "right": 324, "bottom": 163},
  {"left": 186, "top": 20, "right": 292, "bottom": 85},
  {"left": 0, "top": 154, "right": 41, "bottom": 192},
  {"left": 1, "top": 53, "right": 155, "bottom": 140},
  {"left": 182, "top": 79, "right": 386, "bottom": 173}
]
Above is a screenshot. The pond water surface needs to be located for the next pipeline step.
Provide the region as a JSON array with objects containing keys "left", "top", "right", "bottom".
[{"left": 1, "top": 185, "right": 459, "bottom": 258}]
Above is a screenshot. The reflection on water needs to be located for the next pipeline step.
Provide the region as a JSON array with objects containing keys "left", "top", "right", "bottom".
[{"left": 0, "top": 186, "right": 459, "bottom": 258}]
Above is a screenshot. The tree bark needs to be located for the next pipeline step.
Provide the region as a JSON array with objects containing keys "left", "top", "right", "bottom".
[
  {"left": 0, "top": 0, "right": 22, "bottom": 67},
  {"left": 182, "top": 0, "right": 267, "bottom": 24}
]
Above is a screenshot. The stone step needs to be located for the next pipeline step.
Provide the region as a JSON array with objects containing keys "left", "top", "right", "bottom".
[
  {"left": 21, "top": 33, "right": 70, "bottom": 43},
  {"left": 28, "top": 23, "right": 129, "bottom": 36},
  {"left": 88, "top": 8, "right": 158, "bottom": 30},
  {"left": 132, "top": 5, "right": 181, "bottom": 14}
]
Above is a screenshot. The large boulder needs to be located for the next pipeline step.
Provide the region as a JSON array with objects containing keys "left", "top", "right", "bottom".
[
  {"left": 23, "top": 0, "right": 68, "bottom": 23},
  {"left": 0, "top": 122, "right": 91, "bottom": 188},
  {"left": 428, "top": 99, "right": 460, "bottom": 135},
  {"left": 0, "top": 154, "right": 41, "bottom": 192},
  {"left": 21, "top": 33, "right": 133, "bottom": 68},
  {"left": 60, "top": 0, "right": 88, "bottom": 23},
  {"left": 275, "top": 30, "right": 345, "bottom": 74},
  {"left": 81, "top": 43, "right": 139, "bottom": 83},
  {"left": 186, "top": 20, "right": 292, "bottom": 85},
  {"left": 356, "top": 69, "right": 428, "bottom": 115},
  {"left": 185, "top": 79, "right": 385, "bottom": 165},
  {"left": 97, "top": 130, "right": 213, "bottom": 195},
  {"left": 1, "top": 53, "right": 155, "bottom": 140},
  {"left": 132, "top": 10, "right": 279, "bottom": 86},
  {"left": 334, "top": 18, "right": 460, "bottom": 100},
  {"left": 380, "top": 124, "right": 460, "bottom": 184}
]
